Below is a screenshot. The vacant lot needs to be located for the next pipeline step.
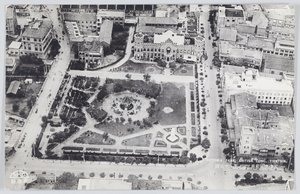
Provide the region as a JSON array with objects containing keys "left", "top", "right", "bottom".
[
  {"left": 6, "top": 79, "right": 43, "bottom": 118},
  {"left": 155, "top": 82, "right": 186, "bottom": 125},
  {"left": 119, "top": 60, "right": 163, "bottom": 74}
]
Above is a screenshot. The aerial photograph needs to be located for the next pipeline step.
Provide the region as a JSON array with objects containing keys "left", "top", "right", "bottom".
[{"left": 4, "top": 4, "right": 295, "bottom": 190}]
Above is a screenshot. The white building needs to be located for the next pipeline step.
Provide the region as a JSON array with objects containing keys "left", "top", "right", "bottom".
[
  {"left": 8, "top": 41, "right": 22, "bottom": 57},
  {"left": 223, "top": 69, "right": 294, "bottom": 105}
]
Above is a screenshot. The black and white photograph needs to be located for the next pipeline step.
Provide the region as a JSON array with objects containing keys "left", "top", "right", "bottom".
[{"left": 3, "top": 3, "right": 296, "bottom": 191}]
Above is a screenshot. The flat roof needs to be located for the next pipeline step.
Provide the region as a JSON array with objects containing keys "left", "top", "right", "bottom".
[
  {"left": 225, "top": 8, "right": 244, "bottom": 17},
  {"left": 264, "top": 54, "right": 294, "bottom": 73},
  {"left": 247, "top": 37, "right": 274, "bottom": 50},
  {"left": 64, "top": 12, "right": 97, "bottom": 22},
  {"left": 6, "top": 6, "right": 14, "bottom": 18},
  {"left": 9, "top": 41, "right": 22, "bottom": 49},
  {"left": 99, "top": 20, "right": 113, "bottom": 45},
  {"left": 22, "top": 20, "right": 52, "bottom": 39},
  {"left": 97, "top": 10, "right": 125, "bottom": 18},
  {"left": 270, "top": 26, "right": 294, "bottom": 35},
  {"left": 219, "top": 28, "right": 237, "bottom": 42},
  {"left": 139, "top": 17, "right": 178, "bottom": 25}
]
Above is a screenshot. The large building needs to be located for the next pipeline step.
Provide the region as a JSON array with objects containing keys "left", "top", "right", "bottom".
[
  {"left": 223, "top": 68, "right": 294, "bottom": 105},
  {"left": 21, "top": 20, "right": 53, "bottom": 59},
  {"left": 97, "top": 10, "right": 125, "bottom": 27},
  {"left": 217, "top": 6, "right": 245, "bottom": 28},
  {"left": 6, "top": 6, "right": 18, "bottom": 35},
  {"left": 219, "top": 41, "right": 263, "bottom": 69},
  {"left": 226, "top": 92, "right": 294, "bottom": 163},
  {"left": 63, "top": 12, "right": 97, "bottom": 34},
  {"left": 133, "top": 29, "right": 204, "bottom": 62},
  {"left": 78, "top": 39, "right": 104, "bottom": 66}
]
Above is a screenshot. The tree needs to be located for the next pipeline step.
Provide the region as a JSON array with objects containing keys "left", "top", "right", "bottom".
[
  {"left": 244, "top": 172, "right": 252, "bottom": 180},
  {"left": 53, "top": 172, "right": 79, "bottom": 190},
  {"left": 235, "top": 174, "right": 240, "bottom": 179},
  {"left": 179, "top": 156, "right": 190, "bottom": 164},
  {"left": 170, "top": 157, "right": 179, "bottom": 165},
  {"left": 252, "top": 173, "right": 260, "bottom": 180},
  {"left": 19, "top": 108, "right": 26, "bottom": 118},
  {"left": 218, "top": 106, "right": 225, "bottom": 118},
  {"left": 221, "top": 135, "right": 228, "bottom": 143},
  {"left": 142, "top": 156, "right": 151, "bottom": 165},
  {"left": 143, "top": 74, "right": 151, "bottom": 82},
  {"left": 155, "top": 58, "right": 167, "bottom": 68},
  {"left": 126, "top": 157, "right": 135, "bottom": 164},
  {"left": 128, "top": 118, "right": 132, "bottom": 124},
  {"left": 37, "top": 176, "right": 47, "bottom": 184},
  {"left": 12, "top": 104, "right": 19, "bottom": 112},
  {"left": 158, "top": 175, "right": 162, "bottom": 179},
  {"left": 148, "top": 175, "right": 152, "bottom": 180},
  {"left": 223, "top": 148, "right": 231, "bottom": 155},
  {"left": 125, "top": 74, "right": 132, "bottom": 80},
  {"left": 100, "top": 172, "right": 106, "bottom": 178},
  {"left": 189, "top": 153, "right": 197, "bottom": 163},
  {"left": 89, "top": 172, "right": 95, "bottom": 177},
  {"left": 201, "top": 138, "right": 211, "bottom": 149},
  {"left": 97, "top": 87, "right": 108, "bottom": 100},
  {"left": 113, "top": 83, "right": 123, "bottom": 93}
]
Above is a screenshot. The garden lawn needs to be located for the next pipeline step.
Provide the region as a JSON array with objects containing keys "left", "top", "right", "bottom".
[
  {"left": 172, "top": 64, "right": 194, "bottom": 76},
  {"left": 154, "top": 82, "right": 186, "bottom": 125},
  {"left": 95, "top": 122, "right": 149, "bottom": 137},
  {"left": 122, "top": 134, "right": 152, "bottom": 147},
  {"left": 74, "top": 131, "right": 116, "bottom": 145},
  {"left": 119, "top": 60, "right": 163, "bottom": 74}
]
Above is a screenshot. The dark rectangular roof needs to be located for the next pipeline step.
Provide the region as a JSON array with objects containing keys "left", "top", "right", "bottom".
[
  {"left": 225, "top": 9, "right": 244, "bottom": 17},
  {"left": 264, "top": 54, "right": 294, "bottom": 73}
]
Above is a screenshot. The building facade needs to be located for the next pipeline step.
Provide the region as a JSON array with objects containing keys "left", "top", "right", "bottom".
[
  {"left": 78, "top": 40, "right": 104, "bottom": 66},
  {"left": 134, "top": 29, "right": 204, "bottom": 62},
  {"left": 97, "top": 10, "right": 125, "bottom": 27},
  {"left": 6, "top": 6, "right": 18, "bottom": 35},
  {"left": 21, "top": 20, "right": 53, "bottom": 59},
  {"left": 223, "top": 69, "right": 294, "bottom": 105}
]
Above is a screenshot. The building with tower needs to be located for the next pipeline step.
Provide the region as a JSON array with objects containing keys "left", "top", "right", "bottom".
[{"left": 133, "top": 29, "right": 204, "bottom": 62}]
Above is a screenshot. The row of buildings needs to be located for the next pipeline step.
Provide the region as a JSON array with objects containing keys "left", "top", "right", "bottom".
[
  {"left": 216, "top": 4, "right": 295, "bottom": 79},
  {"left": 217, "top": 5, "right": 295, "bottom": 164}
]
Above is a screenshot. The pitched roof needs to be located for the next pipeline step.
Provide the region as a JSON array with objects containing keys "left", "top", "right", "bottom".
[
  {"left": 78, "top": 40, "right": 103, "bottom": 53},
  {"left": 219, "top": 27, "right": 237, "bottom": 42},
  {"left": 225, "top": 9, "right": 244, "bottom": 17},
  {"left": 251, "top": 11, "right": 269, "bottom": 29},
  {"left": 99, "top": 20, "right": 113, "bottom": 45},
  {"left": 7, "top": 81, "right": 20, "bottom": 95},
  {"left": 139, "top": 17, "right": 178, "bottom": 25},
  {"left": 22, "top": 20, "right": 52, "bottom": 39}
]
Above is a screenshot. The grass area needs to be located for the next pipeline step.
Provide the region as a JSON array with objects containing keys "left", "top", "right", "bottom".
[
  {"left": 95, "top": 122, "right": 149, "bottom": 137},
  {"left": 172, "top": 63, "right": 194, "bottom": 76},
  {"left": 74, "top": 130, "right": 116, "bottom": 145},
  {"left": 154, "top": 82, "right": 186, "bottom": 125},
  {"left": 122, "top": 134, "right": 152, "bottom": 147},
  {"left": 5, "top": 79, "right": 43, "bottom": 118},
  {"left": 119, "top": 60, "right": 163, "bottom": 74}
]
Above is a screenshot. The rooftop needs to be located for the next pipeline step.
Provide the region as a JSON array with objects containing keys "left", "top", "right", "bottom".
[
  {"left": 99, "top": 20, "right": 113, "bottom": 45},
  {"left": 247, "top": 36, "right": 274, "bottom": 50},
  {"left": 64, "top": 12, "right": 97, "bottom": 22},
  {"left": 6, "top": 57, "right": 16, "bottom": 66},
  {"left": 225, "top": 8, "right": 244, "bottom": 17},
  {"left": 236, "top": 24, "right": 256, "bottom": 35},
  {"left": 154, "top": 29, "right": 184, "bottom": 45},
  {"left": 219, "top": 27, "right": 237, "bottom": 42},
  {"left": 78, "top": 40, "right": 103, "bottom": 53},
  {"left": 230, "top": 92, "right": 257, "bottom": 111},
  {"left": 77, "top": 179, "right": 132, "bottom": 190},
  {"left": 139, "top": 17, "right": 178, "bottom": 25},
  {"left": 97, "top": 10, "right": 125, "bottom": 18},
  {"left": 7, "top": 81, "right": 20, "bottom": 95},
  {"left": 22, "top": 20, "right": 52, "bottom": 39},
  {"left": 225, "top": 69, "right": 294, "bottom": 93},
  {"left": 251, "top": 11, "right": 268, "bottom": 29},
  {"left": 8, "top": 41, "right": 22, "bottom": 49},
  {"left": 270, "top": 26, "right": 294, "bottom": 35},
  {"left": 264, "top": 54, "right": 294, "bottom": 73},
  {"left": 6, "top": 6, "right": 15, "bottom": 18},
  {"left": 137, "top": 26, "right": 175, "bottom": 35}
]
